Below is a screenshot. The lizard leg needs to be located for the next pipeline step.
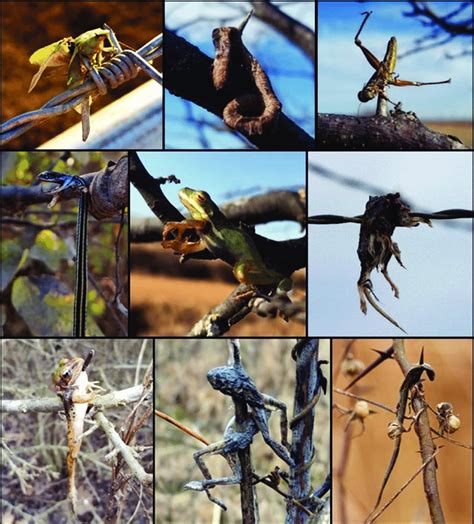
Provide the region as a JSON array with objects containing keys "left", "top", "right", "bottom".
[
  {"left": 253, "top": 408, "right": 295, "bottom": 468},
  {"left": 261, "top": 394, "right": 289, "bottom": 450}
]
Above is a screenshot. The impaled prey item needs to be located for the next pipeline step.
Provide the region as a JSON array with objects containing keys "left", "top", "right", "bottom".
[
  {"left": 184, "top": 360, "right": 293, "bottom": 510},
  {"left": 212, "top": 10, "right": 282, "bottom": 135},
  {"left": 355, "top": 11, "right": 451, "bottom": 112},
  {"left": 357, "top": 193, "right": 431, "bottom": 332}
]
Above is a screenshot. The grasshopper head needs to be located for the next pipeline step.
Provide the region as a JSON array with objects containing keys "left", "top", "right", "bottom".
[{"left": 358, "top": 86, "right": 376, "bottom": 102}]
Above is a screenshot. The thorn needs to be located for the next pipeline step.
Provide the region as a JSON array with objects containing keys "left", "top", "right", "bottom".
[{"left": 238, "top": 9, "right": 253, "bottom": 33}]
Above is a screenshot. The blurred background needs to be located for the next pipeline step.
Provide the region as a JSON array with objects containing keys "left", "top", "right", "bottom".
[
  {"left": 308, "top": 151, "right": 473, "bottom": 337},
  {"left": 332, "top": 338, "right": 472, "bottom": 524},
  {"left": 1, "top": 1, "right": 163, "bottom": 149},
  {"left": 164, "top": 1, "right": 315, "bottom": 149},
  {"left": 1, "top": 338, "right": 153, "bottom": 522},
  {"left": 155, "top": 338, "right": 330, "bottom": 523},
  {"left": 1, "top": 151, "right": 128, "bottom": 337},
  {"left": 318, "top": 1, "right": 472, "bottom": 146},
  {"left": 130, "top": 151, "right": 306, "bottom": 336}
]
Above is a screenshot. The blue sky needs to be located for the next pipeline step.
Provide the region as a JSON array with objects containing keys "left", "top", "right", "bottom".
[
  {"left": 164, "top": 2, "right": 315, "bottom": 149},
  {"left": 318, "top": 1, "right": 472, "bottom": 120},
  {"left": 308, "top": 151, "right": 473, "bottom": 337},
  {"left": 131, "top": 151, "right": 306, "bottom": 240}
]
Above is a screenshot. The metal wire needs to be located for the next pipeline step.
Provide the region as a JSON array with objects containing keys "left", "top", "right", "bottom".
[{"left": 1, "top": 33, "right": 163, "bottom": 145}]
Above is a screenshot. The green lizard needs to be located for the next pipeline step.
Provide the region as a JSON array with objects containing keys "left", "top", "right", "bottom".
[
  {"left": 162, "top": 187, "right": 292, "bottom": 297},
  {"left": 52, "top": 350, "right": 101, "bottom": 517}
]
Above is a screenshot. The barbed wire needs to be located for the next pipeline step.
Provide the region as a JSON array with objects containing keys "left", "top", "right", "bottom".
[
  {"left": 309, "top": 163, "right": 473, "bottom": 232},
  {"left": 1, "top": 31, "right": 163, "bottom": 145},
  {"left": 308, "top": 209, "right": 474, "bottom": 225}
]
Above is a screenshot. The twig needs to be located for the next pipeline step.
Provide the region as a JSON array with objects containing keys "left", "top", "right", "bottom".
[
  {"left": 155, "top": 409, "right": 209, "bottom": 446},
  {"left": 391, "top": 339, "right": 445, "bottom": 524},
  {"left": 286, "top": 338, "right": 325, "bottom": 523},
  {"left": 366, "top": 448, "right": 441, "bottom": 523},
  {"left": 334, "top": 388, "right": 397, "bottom": 416},
  {"left": 1, "top": 385, "right": 147, "bottom": 414},
  {"left": 228, "top": 339, "right": 258, "bottom": 523},
  {"left": 93, "top": 411, "right": 153, "bottom": 485}
]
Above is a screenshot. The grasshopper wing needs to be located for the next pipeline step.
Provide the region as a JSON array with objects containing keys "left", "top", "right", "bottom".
[{"left": 28, "top": 37, "right": 73, "bottom": 92}]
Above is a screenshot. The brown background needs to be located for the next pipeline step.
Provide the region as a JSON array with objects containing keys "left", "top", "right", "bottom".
[
  {"left": 333, "top": 339, "right": 472, "bottom": 524},
  {"left": 1, "top": 1, "right": 163, "bottom": 149}
]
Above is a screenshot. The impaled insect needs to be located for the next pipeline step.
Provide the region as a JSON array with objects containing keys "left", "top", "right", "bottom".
[
  {"left": 28, "top": 27, "right": 120, "bottom": 140},
  {"left": 355, "top": 11, "right": 451, "bottom": 110},
  {"left": 28, "top": 28, "right": 118, "bottom": 92}
]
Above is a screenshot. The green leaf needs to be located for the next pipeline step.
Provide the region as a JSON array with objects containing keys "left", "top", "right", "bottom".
[
  {"left": 11, "top": 276, "right": 102, "bottom": 336},
  {"left": 30, "top": 230, "right": 69, "bottom": 272},
  {"left": 1, "top": 241, "right": 29, "bottom": 292}
]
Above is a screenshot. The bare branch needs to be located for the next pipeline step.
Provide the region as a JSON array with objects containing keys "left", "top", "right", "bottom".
[
  {"left": 317, "top": 113, "right": 468, "bottom": 150},
  {"left": 165, "top": 30, "right": 315, "bottom": 150}
]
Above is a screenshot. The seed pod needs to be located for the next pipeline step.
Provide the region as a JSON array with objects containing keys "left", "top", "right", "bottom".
[
  {"left": 446, "top": 414, "right": 461, "bottom": 433},
  {"left": 354, "top": 400, "right": 370, "bottom": 419},
  {"left": 341, "top": 354, "right": 365, "bottom": 376}
]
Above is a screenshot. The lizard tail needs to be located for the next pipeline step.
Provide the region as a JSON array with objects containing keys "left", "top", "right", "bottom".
[
  {"left": 374, "top": 436, "right": 402, "bottom": 510},
  {"left": 364, "top": 288, "right": 407, "bottom": 334},
  {"left": 67, "top": 450, "right": 78, "bottom": 517}
]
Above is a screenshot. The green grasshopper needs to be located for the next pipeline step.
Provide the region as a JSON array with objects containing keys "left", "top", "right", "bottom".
[
  {"left": 28, "top": 28, "right": 118, "bottom": 92},
  {"left": 355, "top": 11, "right": 451, "bottom": 113},
  {"left": 28, "top": 28, "right": 119, "bottom": 140}
]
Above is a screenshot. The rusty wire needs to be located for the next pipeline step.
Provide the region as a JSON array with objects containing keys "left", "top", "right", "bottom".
[{"left": 1, "top": 31, "right": 163, "bottom": 145}]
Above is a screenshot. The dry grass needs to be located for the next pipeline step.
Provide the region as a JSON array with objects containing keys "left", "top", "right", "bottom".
[{"left": 155, "top": 339, "right": 330, "bottom": 524}]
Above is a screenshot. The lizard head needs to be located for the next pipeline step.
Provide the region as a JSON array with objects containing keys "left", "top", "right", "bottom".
[{"left": 52, "top": 357, "right": 84, "bottom": 393}]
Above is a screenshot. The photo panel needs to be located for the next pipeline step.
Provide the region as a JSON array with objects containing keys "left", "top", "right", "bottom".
[
  {"left": 317, "top": 2, "right": 472, "bottom": 150},
  {"left": 130, "top": 151, "right": 307, "bottom": 337},
  {"left": 1, "top": 1, "right": 163, "bottom": 150},
  {"left": 1, "top": 338, "right": 153, "bottom": 520},
  {"left": 332, "top": 338, "right": 472, "bottom": 524},
  {"left": 308, "top": 151, "right": 473, "bottom": 337},
  {"left": 164, "top": 1, "right": 315, "bottom": 150},
  {"left": 155, "top": 338, "right": 330, "bottom": 522},
  {"left": 1, "top": 151, "right": 129, "bottom": 337}
]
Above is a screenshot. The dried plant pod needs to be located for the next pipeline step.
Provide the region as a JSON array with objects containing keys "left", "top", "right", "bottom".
[
  {"left": 341, "top": 353, "right": 365, "bottom": 377},
  {"left": 354, "top": 400, "right": 370, "bottom": 419},
  {"left": 212, "top": 12, "right": 281, "bottom": 136}
]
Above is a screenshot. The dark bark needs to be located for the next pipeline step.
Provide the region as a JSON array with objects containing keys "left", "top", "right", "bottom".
[
  {"left": 317, "top": 112, "right": 468, "bottom": 151},
  {"left": 165, "top": 30, "right": 315, "bottom": 150}
]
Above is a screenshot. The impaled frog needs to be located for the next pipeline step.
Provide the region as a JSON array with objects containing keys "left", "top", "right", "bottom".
[
  {"left": 162, "top": 187, "right": 292, "bottom": 301},
  {"left": 52, "top": 350, "right": 101, "bottom": 517}
]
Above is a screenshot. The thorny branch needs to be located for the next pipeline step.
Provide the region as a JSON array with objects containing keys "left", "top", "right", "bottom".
[{"left": 388, "top": 340, "right": 445, "bottom": 524}]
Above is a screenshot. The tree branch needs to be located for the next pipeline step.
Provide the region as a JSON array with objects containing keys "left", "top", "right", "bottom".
[
  {"left": 250, "top": 0, "right": 315, "bottom": 60},
  {"left": 1, "top": 385, "right": 147, "bottom": 414},
  {"left": 391, "top": 339, "right": 445, "bottom": 524},
  {"left": 317, "top": 113, "right": 467, "bottom": 150},
  {"left": 165, "top": 30, "right": 315, "bottom": 150}
]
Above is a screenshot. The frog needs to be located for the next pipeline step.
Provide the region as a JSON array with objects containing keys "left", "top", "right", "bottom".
[
  {"left": 52, "top": 350, "right": 101, "bottom": 517},
  {"left": 161, "top": 187, "right": 293, "bottom": 300}
]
